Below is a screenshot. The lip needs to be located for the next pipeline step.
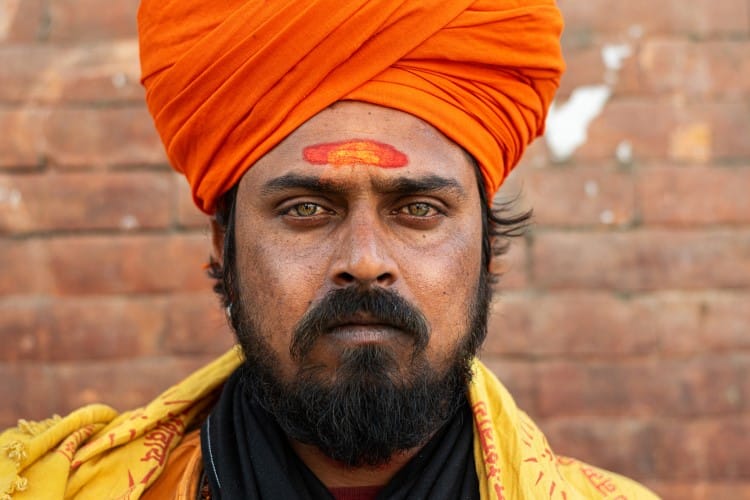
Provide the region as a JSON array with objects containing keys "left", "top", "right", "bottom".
[{"left": 327, "top": 323, "right": 402, "bottom": 344}]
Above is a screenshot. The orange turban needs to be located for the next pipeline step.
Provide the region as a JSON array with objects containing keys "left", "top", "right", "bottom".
[{"left": 138, "top": 0, "right": 564, "bottom": 214}]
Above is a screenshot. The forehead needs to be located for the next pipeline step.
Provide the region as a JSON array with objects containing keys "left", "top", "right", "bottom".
[{"left": 242, "top": 101, "right": 477, "bottom": 188}]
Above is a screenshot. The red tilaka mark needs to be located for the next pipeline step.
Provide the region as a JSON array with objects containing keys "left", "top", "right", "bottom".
[{"left": 303, "top": 139, "right": 408, "bottom": 168}]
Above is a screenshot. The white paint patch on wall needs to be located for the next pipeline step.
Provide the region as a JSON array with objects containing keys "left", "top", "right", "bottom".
[
  {"left": 545, "top": 85, "right": 611, "bottom": 162},
  {"left": 544, "top": 43, "right": 633, "bottom": 162},
  {"left": 602, "top": 44, "right": 633, "bottom": 71}
]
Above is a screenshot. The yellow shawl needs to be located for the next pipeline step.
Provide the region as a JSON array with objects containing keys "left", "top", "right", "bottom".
[{"left": 1, "top": 348, "right": 658, "bottom": 499}]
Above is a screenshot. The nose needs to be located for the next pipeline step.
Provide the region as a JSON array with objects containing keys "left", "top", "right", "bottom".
[{"left": 329, "top": 213, "right": 398, "bottom": 288}]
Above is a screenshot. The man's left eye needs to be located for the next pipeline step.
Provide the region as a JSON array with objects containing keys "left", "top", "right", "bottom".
[
  {"left": 289, "top": 202, "right": 324, "bottom": 217},
  {"left": 400, "top": 202, "right": 437, "bottom": 217}
]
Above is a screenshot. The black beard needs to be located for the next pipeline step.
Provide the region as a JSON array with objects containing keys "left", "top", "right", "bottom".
[{"left": 228, "top": 269, "right": 492, "bottom": 467}]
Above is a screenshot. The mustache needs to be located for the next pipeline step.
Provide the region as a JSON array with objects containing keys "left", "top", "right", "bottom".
[{"left": 290, "top": 287, "right": 429, "bottom": 360}]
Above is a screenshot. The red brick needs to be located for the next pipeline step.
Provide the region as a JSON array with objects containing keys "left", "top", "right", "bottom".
[
  {"left": 0, "top": 108, "right": 45, "bottom": 168},
  {"left": 638, "top": 166, "right": 750, "bottom": 226},
  {"left": 558, "top": 44, "right": 640, "bottom": 98},
  {"left": 0, "top": 42, "right": 143, "bottom": 104},
  {"left": 701, "top": 100, "right": 750, "bottom": 161},
  {"left": 0, "top": 0, "right": 46, "bottom": 42},
  {"left": 175, "top": 173, "right": 210, "bottom": 229},
  {"left": 542, "top": 417, "right": 750, "bottom": 484},
  {"left": 0, "top": 297, "right": 50, "bottom": 361},
  {"left": 43, "top": 106, "right": 166, "bottom": 167},
  {"left": 0, "top": 297, "right": 166, "bottom": 362},
  {"left": 47, "top": 297, "right": 165, "bottom": 361},
  {"left": 0, "top": 171, "right": 172, "bottom": 234},
  {"left": 575, "top": 97, "right": 750, "bottom": 163},
  {"left": 0, "top": 238, "right": 50, "bottom": 295},
  {"left": 0, "top": 363, "right": 56, "bottom": 427},
  {"left": 518, "top": 166, "right": 635, "bottom": 227},
  {"left": 511, "top": 138, "right": 549, "bottom": 172},
  {"left": 651, "top": 418, "right": 750, "bottom": 480},
  {"left": 699, "top": 293, "right": 750, "bottom": 352},
  {"left": 46, "top": 233, "right": 212, "bottom": 295},
  {"left": 484, "top": 293, "right": 533, "bottom": 355},
  {"left": 491, "top": 237, "right": 527, "bottom": 290},
  {"left": 44, "top": 355, "right": 215, "bottom": 416},
  {"left": 487, "top": 292, "right": 658, "bottom": 357},
  {"left": 47, "top": 0, "right": 140, "bottom": 42},
  {"left": 532, "top": 229, "right": 750, "bottom": 291},
  {"left": 639, "top": 40, "right": 750, "bottom": 98},
  {"left": 540, "top": 417, "right": 658, "bottom": 480},
  {"left": 480, "top": 357, "right": 537, "bottom": 414},
  {"left": 163, "top": 293, "right": 234, "bottom": 355},
  {"left": 648, "top": 482, "right": 750, "bottom": 499},
  {"left": 574, "top": 98, "right": 677, "bottom": 163},
  {"left": 488, "top": 291, "right": 750, "bottom": 357},
  {"left": 560, "top": 0, "right": 749, "bottom": 38},
  {"left": 535, "top": 356, "right": 749, "bottom": 418}
]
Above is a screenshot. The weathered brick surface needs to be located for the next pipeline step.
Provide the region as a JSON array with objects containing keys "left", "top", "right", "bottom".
[
  {"left": 647, "top": 482, "right": 750, "bottom": 500},
  {"left": 639, "top": 40, "right": 750, "bottom": 97},
  {"left": 0, "top": 108, "right": 45, "bottom": 168},
  {"left": 1, "top": 0, "right": 748, "bottom": 496},
  {"left": 518, "top": 166, "right": 636, "bottom": 227},
  {"left": 0, "top": 0, "right": 46, "bottom": 42},
  {"left": 0, "top": 42, "right": 143, "bottom": 103},
  {"left": 0, "top": 171, "right": 173, "bottom": 233},
  {"left": 532, "top": 230, "right": 750, "bottom": 291},
  {"left": 534, "top": 355, "right": 749, "bottom": 418},
  {"left": 47, "top": 0, "right": 140, "bottom": 42},
  {"left": 638, "top": 166, "right": 750, "bottom": 226},
  {"left": 0, "top": 297, "right": 166, "bottom": 362},
  {"left": 0, "top": 239, "right": 50, "bottom": 295},
  {"left": 574, "top": 97, "right": 750, "bottom": 163},
  {"left": 561, "top": 0, "right": 749, "bottom": 39},
  {"left": 46, "top": 233, "right": 212, "bottom": 295},
  {"left": 163, "top": 293, "right": 234, "bottom": 356},
  {"left": 43, "top": 106, "right": 166, "bottom": 167},
  {"left": 487, "top": 291, "right": 750, "bottom": 357}
]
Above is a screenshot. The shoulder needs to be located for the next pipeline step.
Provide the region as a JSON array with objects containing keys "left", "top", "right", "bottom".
[{"left": 142, "top": 429, "right": 204, "bottom": 500}]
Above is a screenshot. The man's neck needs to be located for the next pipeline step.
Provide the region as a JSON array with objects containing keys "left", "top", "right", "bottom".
[{"left": 289, "top": 440, "right": 421, "bottom": 489}]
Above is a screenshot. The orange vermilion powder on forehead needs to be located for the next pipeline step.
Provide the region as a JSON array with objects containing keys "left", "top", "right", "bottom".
[{"left": 303, "top": 139, "right": 408, "bottom": 168}]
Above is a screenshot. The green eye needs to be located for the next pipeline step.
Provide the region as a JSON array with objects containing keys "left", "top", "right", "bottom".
[
  {"left": 292, "top": 203, "right": 321, "bottom": 216},
  {"left": 406, "top": 203, "right": 433, "bottom": 217}
]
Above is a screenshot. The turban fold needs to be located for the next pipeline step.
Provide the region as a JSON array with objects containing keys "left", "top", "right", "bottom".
[{"left": 138, "top": 0, "right": 564, "bottom": 214}]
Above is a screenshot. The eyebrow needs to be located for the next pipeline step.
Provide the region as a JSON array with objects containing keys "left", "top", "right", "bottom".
[{"left": 260, "top": 173, "right": 467, "bottom": 200}]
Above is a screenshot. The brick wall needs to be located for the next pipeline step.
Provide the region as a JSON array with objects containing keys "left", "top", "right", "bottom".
[{"left": 1, "top": 1, "right": 748, "bottom": 498}]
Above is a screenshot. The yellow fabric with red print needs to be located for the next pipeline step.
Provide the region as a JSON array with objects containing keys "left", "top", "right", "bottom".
[{"left": 0, "top": 347, "right": 658, "bottom": 499}]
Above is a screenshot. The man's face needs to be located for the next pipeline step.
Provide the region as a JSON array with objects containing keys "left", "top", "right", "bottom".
[{"left": 222, "top": 101, "right": 487, "bottom": 464}]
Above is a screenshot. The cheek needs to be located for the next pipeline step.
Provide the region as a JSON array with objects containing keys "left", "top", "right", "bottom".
[
  {"left": 234, "top": 226, "right": 326, "bottom": 355},
  {"left": 401, "top": 226, "right": 483, "bottom": 349}
]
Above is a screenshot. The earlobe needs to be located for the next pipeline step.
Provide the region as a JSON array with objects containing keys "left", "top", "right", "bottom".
[{"left": 210, "top": 218, "right": 226, "bottom": 267}]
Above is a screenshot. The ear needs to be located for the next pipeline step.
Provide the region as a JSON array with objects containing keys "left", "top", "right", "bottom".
[{"left": 210, "top": 218, "right": 226, "bottom": 267}]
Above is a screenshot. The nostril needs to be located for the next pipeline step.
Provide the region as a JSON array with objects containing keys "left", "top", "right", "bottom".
[
  {"left": 336, "top": 271, "right": 356, "bottom": 284},
  {"left": 376, "top": 272, "right": 393, "bottom": 284}
]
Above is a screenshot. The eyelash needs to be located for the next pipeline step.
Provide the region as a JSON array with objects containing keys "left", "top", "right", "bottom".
[
  {"left": 394, "top": 202, "right": 440, "bottom": 218},
  {"left": 284, "top": 202, "right": 329, "bottom": 217},
  {"left": 279, "top": 200, "right": 445, "bottom": 227}
]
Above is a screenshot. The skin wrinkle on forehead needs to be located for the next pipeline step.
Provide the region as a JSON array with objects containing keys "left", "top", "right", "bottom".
[{"left": 303, "top": 139, "right": 409, "bottom": 168}]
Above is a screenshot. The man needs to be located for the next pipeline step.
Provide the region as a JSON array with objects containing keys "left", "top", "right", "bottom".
[{"left": 1, "top": 1, "right": 658, "bottom": 498}]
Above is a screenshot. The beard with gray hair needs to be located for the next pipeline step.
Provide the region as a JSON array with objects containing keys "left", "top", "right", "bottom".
[{"left": 226, "top": 266, "right": 492, "bottom": 467}]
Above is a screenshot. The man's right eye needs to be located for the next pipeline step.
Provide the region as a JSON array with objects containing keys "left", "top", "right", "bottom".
[{"left": 286, "top": 202, "right": 325, "bottom": 217}]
